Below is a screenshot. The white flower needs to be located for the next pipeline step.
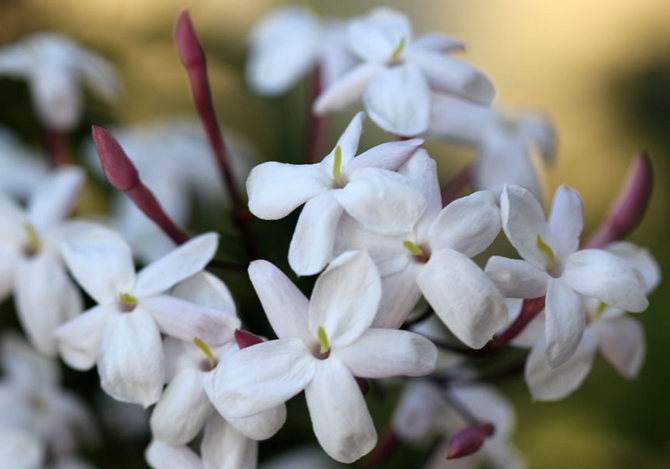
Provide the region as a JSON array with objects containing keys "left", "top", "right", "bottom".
[
  {"left": 54, "top": 227, "right": 240, "bottom": 406},
  {"left": 247, "top": 6, "right": 355, "bottom": 95},
  {"left": 486, "top": 185, "right": 649, "bottom": 367},
  {"left": 206, "top": 251, "right": 437, "bottom": 463},
  {"left": 0, "top": 334, "right": 97, "bottom": 459},
  {"left": 428, "top": 95, "right": 555, "bottom": 200},
  {"left": 335, "top": 150, "right": 507, "bottom": 348},
  {"left": 0, "top": 127, "right": 49, "bottom": 199},
  {"left": 0, "top": 33, "right": 121, "bottom": 130},
  {"left": 0, "top": 427, "right": 44, "bottom": 469},
  {"left": 522, "top": 241, "right": 660, "bottom": 400},
  {"left": 246, "top": 111, "right": 426, "bottom": 275},
  {"left": 0, "top": 167, "right": 84, "bottom": 355},
  {"left": 314, "top": 8, "right": 495, "bottom": 136}
]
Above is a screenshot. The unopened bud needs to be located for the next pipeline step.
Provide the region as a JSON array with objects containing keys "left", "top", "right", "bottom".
[
  {"left": 176, "top": 11, "right": 205, "bottom": 69},
  {"left": 235, "top": 329, "right": 264, "bottom": 349},
  {"left": 92, "top": 125, "right": 139, "bottom": 191},
  {"left": 446, "top": 423, "right": 495, "bottom": 459}
]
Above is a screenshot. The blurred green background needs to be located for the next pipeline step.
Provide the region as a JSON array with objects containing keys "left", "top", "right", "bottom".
[{"left": 1, "top": 0, "right": 669, "bottom": 467}]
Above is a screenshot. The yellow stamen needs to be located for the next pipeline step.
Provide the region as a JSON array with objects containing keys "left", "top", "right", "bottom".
[
  {"left": 193, "top": 337, "right": 216, "bottom": 369},
  {"left": 390, "top": 37, "right": 406, "bottom": 62},
  {"left": 536, "top": 234, "right": 555, "bottom": 271},
  {"left": 403, "top": 240, "right": 424, "bottom": 257},
  {"left": 317, "top": 326, "right": 330, "bottom": 355},
  {"left": 119, "top": 293, "right": 137, "bottom": 307},
  {"left": 595, "top": 302, "right": 607, "bottom": 317},
  {"left": 332, "top": 145, "right": 343, "bottom": 186},
  {"left": 24, "top": 223, "right": 39, "bottom": 254}
]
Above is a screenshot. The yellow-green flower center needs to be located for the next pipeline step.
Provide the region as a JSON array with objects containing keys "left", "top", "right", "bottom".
[
  {"left": 317, "top": 326, "right": 330, "bottom": 356},
  {"left": 536, "top": 234, "right": 555, "bottom": 272},
  {"left": 403, "top": 240, "right": 430, "bottom": 263},
  {"left": 332, "top": 145, "right": 343, "bottom": 186},
  {"left": 193, "top": 337, "right": 217, "bottom": 370},
  {"left": 23, "top": 223, "right": 40, "bottom": 256},
  {"left": 390, "top": 37, "right": 406, "bottom": 62},
  {"left": 119, "top": 293, "right": 137, "bottom": 312}
]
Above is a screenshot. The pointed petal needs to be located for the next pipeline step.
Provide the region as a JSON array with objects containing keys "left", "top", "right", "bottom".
[
  {"left": 398, "top": 149, "right": 442, "bottom": 234},
  {"left": 135, "top": 232, "right": 218, "bottom": 297},
  {"left": 60, "top": 226, "right": 136, "bottom": 305},
  {"left": 362, "top": 63, "right": 431, "bottom": 136},
  {"left": 247, "top": 260, "right": 311, "bottom": 342},
  {"left": 372, "top": 266, "right": 423, "bottom": 328},
  {"left": 150, "top": 368, "right": 212, "bottom": 444},
  {"left": 428, "top": 94, "right": 496, "bottom": 144},
  {"left": 334, "top": 168, "right": 426, "bottom": 235},
  {"left": 308, "top": 251, "right": 381, "bottom": 348},
  {"left": 546, "top": 185, "right": 583, "bottom": 259},
  {"left": 288, "top": 192, "right": 344, "bottom": 276},
  {"left": 347, "top": 8, "right": 412, "bottom": 61},
  {"left": 31, "top": 67, "right": 82, "bottom": 130},
  {"left": 143, "top": 295, "right": 239, "bottom": 346},
  {"left": 0, "top": 192, "right": 26, "bottom": 247},
  {"left": 145, "top": 440, "right": 203, "bottom": 469},
  {"left": 428, "top": 190, "right": 500, "bottom": 257},
  {"left": 246, "top": 161, "right": 329, "bottom": 219},
  {"left": 226, "top": 405, "right": 287, "bottom": 441},
  {"left": 206, "top": 339, "right": 315, "bottom": 418},
  {"left": 413, "top": 34, "right": 464, "bottom": 52},
  {"left": 171, "top": 271, "right": 236, "bottom": 316},
  {"left": 485, "top": 256, "right": 548, "bottom": 298},
  {"left": 562, "top": 249, "right": 648, "bottom": 312},
  {"left": 346, "top": 138, "right": 423, "bottom": 173},
  {"left": 412, "top": 50, "right": 495, "bottom": 104},
  {"left": 54, "top": 305, "right": 113, "bottom": 370},
  {"left": 500, "top": 184, "right": 552, "bottom": 270},
  {"left": 324, "top": 111, "right": 364, "bottom": 168},
  {"left": 605, "top": 241, "right": 661, "bottom": 293},
  {"left": 27, "top": 167, "right": 83, "bottom": 232},
  {"left": 305, "top": 359, "right": 377, "bottom": 463},
  {"left": 593, "top": 316, "right": 645, "bottom": 379},
  {"left": 417, "top": 248, "right": 508, "bottom": 349},
  {"left": 201, "top": 416, "right": 257, "bottom": 469},
  {"left": 335, "top": 329, "right": 436, "bottom": 378},
  {"left": 544, "top": 277, "right": 585, "bottom": 367},
  {"left": 313, "top": 63, "right": 377, "bottom": 114},
  {"left": 97, "top": 307, "right": 164, "bottom": 407},
  {"left": 525, "top": 330, "right": 597, "bottom": 401}
]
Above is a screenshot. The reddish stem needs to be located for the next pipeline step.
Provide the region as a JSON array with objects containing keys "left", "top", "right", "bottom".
[
  {"left": 491, "top": 297, "right": 545, "bottom": 349},
  {"left": 441, "top": 163, "right": 472, "bottom": 206},
  {"left": 305, "top": 65, "right": 328, "bottom": 164},
  {"left": 176, "top": 11, "right": 257, "bottom": 258},
  {"left": 364, "top": 428, "right": 399, "bottom": 469},
  {"left": 43, "top": 127, "right": 70, "bottom": 167}
]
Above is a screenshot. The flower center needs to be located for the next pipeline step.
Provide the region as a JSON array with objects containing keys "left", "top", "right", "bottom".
[
  {"left": 313, "top": 326, "right": 331, "bottom": 359},
  {"left": 332, "top": 145, "right": 344, "bottom": 187},
  {"left": 193, "top": 337, "right": 218, "bottom": 371},
  {"left": 23, "top": 223, "right": 40, "bottom": 257},
  {"left": 403, "top": 240, "right": 430, "bottom": 263},
  {"left": 118, "top": 293, "right": 137, "bottom": 312},
  {"left": 389, "top": 36, "right": 406, "bottom": 64},
  {"left": 536, "top": 234, "right": 555, "bottom": 273}
]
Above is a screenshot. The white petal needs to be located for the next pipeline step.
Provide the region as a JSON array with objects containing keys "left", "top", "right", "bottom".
[
  {"left": 0, "top": 332, "right": 60, "bottom": 387},
  {"left": 510, "top": 304, "right": 545, "bottom": 348},
  {"left": 544, "top": 277, "right": 585, "bottom": 367},
  {"left": 171, "top": 271, "right": 236, "bottom": 316},
  {"left": 500, "top": 184, "right": 553, "bottom": 270},
  {"left": 525, "top": 330, "right": 598, "bottom": 401},
  {"left": 546, "top": 185, "right": 583, "bottom": 259},
  {"left": 362, "top": 63, "right": 431, "bottom": 136},
  {"left": 246, "top": 161, "right": 329, "bottom": 219},
  {"left": 347, "top": 138, "right": 423, "bottom": 173},
  {"left": 97, "top": 307, "right": 164, "bottom": 407},
  {"left": 31, "top": 67, "right": 81, "bottom": 130},
  {"left": 324, "top": 111, "right": 364, "bottom": 169},
  {"left": 206, "top": 339, "right": 315, "bottom": 418},
  {"left": 392, "top": 381, "right": 446, "bottom": 442},
  {"left": 27, "top": 166, "right": 83, "bottom": 232},
  {"left": 605, "top": 241, "right": 661, "bottom": 293},
  {"left": 54, "top": 305, "right": 113, "bottom": 370},
  {"left": 347, "top": 8, "right": 412, "bottom": 61},
  {"left": 485, "top": 256, "right": 548, "bottom": 298},
  {"left": 0, "top": 428, "right": 45, "bottom": 469},
  {"left": 288, "top": 192, "right": 344, "bottom": 276},
  {"left": 313, "top": 63, "right": 378, "bottom": 114},
  {"left": 562, "top": 249, "right": 649, "bottom": 312},
  {"left": 247, "top": 260, "right": 311, "bottom": 342},
  {"left": 73, "top": 46, "right": 121, "bottom": 102},
  {"left": 372, "top": 266, "right": 423, "bottom": 328},
  {"left": 413, "top": 34, "right": 464, "bottom": 52},
  {"left": 14, "top": 253, "right": 82, "bottom": 355},
  {"left": 150, "top": 368, "right": 212, "bottom": 444},
  {"left": 143, "top": 295, "right": 239, "bottom": 346},
  {"left": 428, "top": 190, "right": 500, "bottom": 257},
  {"left": 145, "top": 440, "right": 203, "bottom": 469},
  {"left": 411, "top": 50, "right": 495, "bottom": 104},
  {"left": 428, "top": 94, "right": 496, "bottom": 144},
  {"left": 60, "top": 226, "right": 136, "bottom": 305},
  {"left": 135, "top": 232, "right": 218, "bottom": 298},
  {"left": 335, "top": 328, "right": 437, "bottom": 378},
  {"left": 398, "top": 149, "right": 442, "bottom": 235},
  {"left": 334, "top": 168, "right": 426, "bottom": 235},
  {"left": 308, "top": 251, "right": 381, "bottom": 348},
  {"left": 226, "top": 405, "right": 287, "bottom": 441},
  {"left": 305, "top": 359, "right": 377, "bottom": 463},
  {"left": 417, "top": 248, "right": 508, "bottom": 349},
  {"left": 201, "top": 416, "right": 257, "bottom": 469},
  {"left": 0, "top": 193, "right": 26, "bottom": 247},
  {"left": 593, "top": 316, "right": 645, "bottom": 379}
]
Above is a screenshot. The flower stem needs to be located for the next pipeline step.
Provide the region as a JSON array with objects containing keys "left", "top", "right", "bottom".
[
  {"left": 441, "top": 163, "right": 472, "bottom": 206},
  {"left": 43, "top": 127, "right": 70, "bottom": 167},
  {"left": 305, "top": 65, "right": 327, "bottom": 164}
]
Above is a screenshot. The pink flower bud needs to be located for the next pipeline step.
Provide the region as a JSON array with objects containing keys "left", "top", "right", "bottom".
[
  {"left": 92, "top": 125, "right": 139, "bottom": 191},
  {"left": 446, "top": 423, "right": 495, "bottom": 459},
  {"left": 235, "top": 329, "right": 264, "bottom": 349}
]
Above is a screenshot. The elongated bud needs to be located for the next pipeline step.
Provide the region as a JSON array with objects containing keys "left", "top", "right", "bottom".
[
  {"left": 176, "top": 11, "right": 205, "bottom": 69},
  {"left": 235, "top": 329, "right": 264, "bottom": 349},
  {"left": 92, "top": 125, "right": 188, "bottom": 245},
  {"left": 446, "top": 423, "right": 495, "bottom": 459},
  {"left": 584, "top": 152, "right": 653, "bottom": 249}
]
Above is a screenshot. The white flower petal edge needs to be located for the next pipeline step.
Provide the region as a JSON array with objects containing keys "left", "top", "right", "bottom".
[
  {"left": 145, "top": 440, "right": 203, "bottom": 469},
  {"left": 593, "top": 316, "right": 645, "bottom": 379},
  {"left": 201, "top": 415, "right": 257, "bottom": 469}
]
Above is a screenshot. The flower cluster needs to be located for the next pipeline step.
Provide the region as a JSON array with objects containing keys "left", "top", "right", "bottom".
[{"left": 0, "top": 4, "right": 660, "bottom": 469}]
